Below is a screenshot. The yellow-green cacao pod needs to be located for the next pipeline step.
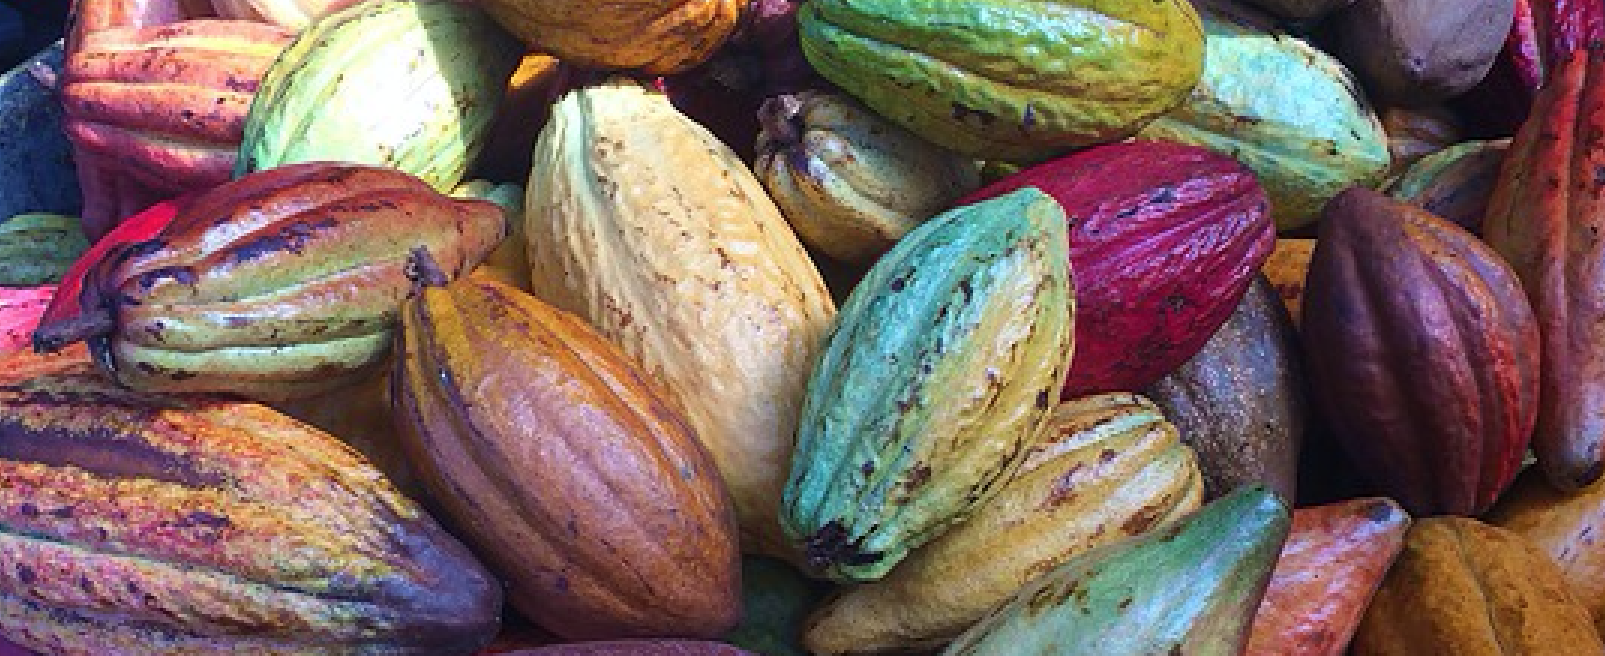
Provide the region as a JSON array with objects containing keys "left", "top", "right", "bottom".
[
  {"left": 235, "top": 0, "right": 523, "bottom": 193},
  {"left": 804, "top": 393, "right": 1203, "bottom": 655},
  {"left": 782, "top": 186, "right": 1076, "bottom": 582},
  {"left": 1136, "top": 3, "right": 1389, "bottom": 231},
  {"left": 0, "top": 213, "right": 89, "bottom": 285},
  {"left": 754, "top": 90, "right": 981, "bottom": 264},
  {"left": 798, "top": 0, "right": 1206, "bottom": 162}
]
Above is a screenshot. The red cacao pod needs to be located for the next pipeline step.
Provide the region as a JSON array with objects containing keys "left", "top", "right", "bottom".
[
  {"left": 38, "top": 192, "right": 192, "bottom": 327},
  {"left": 1483, "top": 44, "right": 1605, "bottom": 491},
  {"left": 957, "top": 141, "right": 1274, "bottom": 399},
  {"left": 1303, "top": 186, "right": 1538, "bottom": 516},
  {"left": 1535, "top": 0, "right": 1605, "bottom": 66},
  {"left": 0, "top": 285, "right": 56, "bottom": 356}
]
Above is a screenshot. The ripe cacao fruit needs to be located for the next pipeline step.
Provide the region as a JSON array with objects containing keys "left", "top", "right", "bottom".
[
  {"left": 783, "top": 187, "right": 1075, "bottom": 582},
  {"left": 1482, "top": 44, "right": 1605, "bottom": 491},
  {"left": 32, "top": 161, "right": 506, "bottom": 402},
  {"left": 1329, "top": 0, "right": 1517, "bottom": 107},
  {"left": 236, "top": 0, "right": 522, "bottom": 194},
  {"left": 0, "top": 350, "right": 502, "bottom": 655},
  {"left": 472, "top": 0, "right": 743, "bottom": 74},
  {"left": 957, "top": 140, "right": 1274, "bottom": 400},
  {"left": 394, "top": 249, "right": 741, "bottom": 641},
  {"left": 207, "top": 0, "right": 363, "bottom": 29},
  {"left": 0, "top": 213, "right": 87, "bottom": 285},
  {"left": 1487, "top": 467, "right": 1605, "bottom": 632},
  {"left": 798, "top": 0, "right": 1205, "bottom": 162},
  {"left": 1261, "top": 238, "right": 1314, "bottom": 325},
  {"left": 524, "top": 78, "right": 837, "bottom": 556},
  {"left": 1304, "top": 187, "right": 1537, "bottom": 516},
  {"left": 1387, "top": 138, "right": 1510, "bottom": 235},
  {"left": 804, "top": 393, "right": 1202, "bottom": 654}
]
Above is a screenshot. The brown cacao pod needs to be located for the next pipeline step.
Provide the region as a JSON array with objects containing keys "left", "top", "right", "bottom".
[
  {"left": 60, "top": 19, "right": 294, "bottom": 236},
  {"left": 1482, "top": 44, "right": 1605, "bottom": 491},
  {"left": 1381, "top": 105, "right": 1466, "bottom": 174},
  {"left": 955, "top": 140, "right": 1274, "bottom": 400},
  {"left": 0, "top": 349, "right": 502, "bottom": 655},
  {"left": 1330, "top": 0, "right": 1517, "bottom": 107},
  {"left": 394, "top": 251, "right": 741, "bottom": 641},
  {"left": 1145, "top": 274, "right": 1305, "bottom": 502},
  {"left": 1387, "top": 138, "right": 1511, "bottom": 235},
  {"left": 31, "top": 161, "right": 506, "bottom": 402},
  {"left": 1303, "top": 186, "right": 1538, "bottom": 516},
  {"left": 1487, "top": 466, "right": 1605, "bottom": 633},
  {"left": 1349, "top": 517, "right": 1604, "bottom": 655},
  {"left": 472, "top": 0, "right": 743, "bottom": 75}
]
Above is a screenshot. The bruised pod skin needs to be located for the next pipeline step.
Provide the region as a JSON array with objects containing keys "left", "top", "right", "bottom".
[
  {"left": 0, "top": 353, "right": 501, "bottom": 655},
  {"left": 782, "top": 187, "right": 1075, "bottom": 583},
  {"left": 957, "top": 140, "right": 1274, "bottom": 400},
  {"left": 1482, "top": 45, "right": 1605, "bottom": 491},
  {"left": 803, "top": 393, "right": 1203, "bottom": 655},
  {"left": 1304, "top": 187, "right": 1538, "bottom": 516},
  {"left": 235, "top": 0, "right": 522, "bottom": 194},
  {"left": 943, "top": 485, "right": 1290, "bottom": 656},
  {"left": 797, "top": 0, "right": 1205, "bottom": 162},
  {"left": 393, "top": 250, "right": 741, "bottom": 641},
  {"left": 31, "top": 161, "right": 506, "bottom": 403},
  {"left": 523, "top": 78, "right": 837, "bottom": 556}
]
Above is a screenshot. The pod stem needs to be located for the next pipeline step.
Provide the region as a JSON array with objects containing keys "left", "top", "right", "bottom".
[
  {"left": 405, "top": 246, "right": 451, "bottom": 290},
  {"left": 32, "top": 308, "right": 115, "bottom": 354}
]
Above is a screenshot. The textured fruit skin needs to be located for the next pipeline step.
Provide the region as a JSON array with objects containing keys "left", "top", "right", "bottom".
[
  {"left": 1386, "top": 138, "right": 1511, "bottom": 235},
  {"left": 1330, "top": 0, "right": 1517, "bottom": 107},
  {"left": 235, "top": 0, "right": 521, "bottom": 194},
  {"left": 0, "top": 285, "right": 56, "bottom": 356},
  {"left": 207, "top": 0, "right": 363, "bottom": 29},
  {"left": 1487, "top": 467, "right": 1605, "bottom": 633},
  {"left": 1136, "top": 3, "right": 1389, "bottom": 231},
  {"left": 958, "top": 140, "right": 1274, "bottom": 400},
  {"left": 782, "top": 187, "right": 1075, "bottom": 583},
  {"left": 1244, "top": 498, "right": 1410, "bottom": 656},
  {"left": 37, "top": 193, "right": 189, "bottom": 328},
  {"left": 0, "top": 213, "right": 88, "bottom": 286},
  {"left": 472, "top": 0, "right": 743, "bottom": 74},
  {"left": 394, "top": 266, "right": 741, "bottom": 641},
  {"left": 524, "top": 79, "right": 837, "bottom": 556},
  {"left": 0, "top": 42, "right": 81, "bottom": 223},
  {"left": 499, "top": 642, "right": 758, "bottom": 656},
  {"left": 0, "top": 353, "right": 501, "bottom": 655},
  {"left": 1261, "top": 238, "right": 1314, "bottom": 326},
  {"left": 46, "top": 161, "right": 506, "bottom": 402},
  {"left": 798, "top": 0, "right": 1205, "bottom": 162},
  {"left": 943, "top": 485, "right": 1290, "bottom": 656},
  {"left": 1304, "top": 187, "right": 1538, "bottom": 516},
  {"left": 1146, "top": 275, "right": 1304, "bottom": 502},
  {"left": 804, "top": 393, "right": 1202, "bottom": 655},
  {"left": 754, "top": 90, "right": 981, "bottom": 264},
  {"left": 60, "top": 19, "right": 294, "bottom": 237},
  {"left": 1482, "top": 46, "right": 1605, "bottom": 491},
  {"left": 1380, "top": 105, "right": 1464, "bottom": 175},
  {"left": 1350, "top": 517, "right": 1604, "bottom": 655}
]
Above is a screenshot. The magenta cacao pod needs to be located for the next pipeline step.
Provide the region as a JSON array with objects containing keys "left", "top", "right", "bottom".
[
  {"left": 957, "top": 141, "right": 1274, "bottom": 399},
  {"left": 1305, "top": 187, "right": 1538, "bottom": 516}
]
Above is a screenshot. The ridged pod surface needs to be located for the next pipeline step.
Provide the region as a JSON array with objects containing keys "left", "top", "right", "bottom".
[
  {"left": 1488, "top": 467, "right": 1605, "bottom": 632},
  {"left": 472, "top": 0, "right": 744, "bottom": 74},
  {"left": 1481, "top": 45, "right": 1605, "bottom": 491},
  {"left": 0, "top": 213, "right": 89, "bottom": 286},
  {"left": 524, "top": 78, "right": 837, "bottom": 555},
  {"left": 235, "top": 0, "right": 523, "bottom": 193},
  {"left": 1136, "top": 3, "right": 1389, "bottom": 230},
  {"left": 394, "top": 255, "right": 741, "bottom": 641},
  {"left": 943, "top": 485, "right": 1290, "bottom": 656},
  {"left": 33, "top": 162, "right": 506, "bottom": 402},
  {"left": 0, "top": 354, "right": 501, "bottom": 655},
  {"left": 803, "top": 393, "right": 1202, "bottom": 654},
  {"left": 798, "top": 0, "right": 1205, "bottom": 161},
  {"left": 208, "top": 0, "right": 363, "bottom": 29},
  {"left": 782, "top": 187, "right": 1075, "bottom": 582},
  {"left": 1387, "top": 138, "right": 1510, "bottom": 235}
]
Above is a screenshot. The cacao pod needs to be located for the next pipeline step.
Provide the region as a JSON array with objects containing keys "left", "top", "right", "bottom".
[
  {"left": 0, "top": 213, "right": 87, "bottom": 285},
  {"left": 783, "top": 187, "right": 1075, "bottom": 582},
  {"left": 1350, "top": 517, "right": 1604, "bottom": 655},
  {"left": 803, "top": 393, "right": 1202, "bottom": 654},
  {"left": 0, "top": 350, "right": 502, "bottom": 655},
  {"left": 1303, "top": 187, "right": 1538, "bottom": 516},
  {"left": 472, "top": 0, "right": 743, "bottom": 74},
  {"left": 1482, "top": 44, "right": 1605, "bottom": 491},
  {"left": 798, "top": 0, "right": 1205, "bottom": 162},
  {"left": 1380, "top": 105, "right": 1465, "bottom": 174},
  {"left": 37, "top": 193, "right": 189, "bottom": 328},
  {"left": 754, "top": 90, "right": 981, "bottom": 264},
  {"left": 1146, "top": 274, "right": 1305, "bottom": 502},
  {"left": 236, "top": 0, "right": 522, "bottom": 195},
  {"left": 1387, "top": 138, "right": 1510, "bottom": 235},
  {"left": 1261, "top": 238, "right": 1314, "bottom": 325},
  {"left": 957, "top": 140, "right": 1274, "bottom": 400},
  {"left": 207, "top": 0, "right": 363, "bottom": 29},
  {"left": 1244, "top": 498, "right": 1410, "bottom": 656},
  {"left": 0, "top": 285, "right": 56, "bottom": 356},
  {"left": 32, "top": 161, "right": 506, "bottom": 402},
  {"left": 524, "top": 78, "right": 837, "bottom": 556},
  {"left": 1487, "top": 466, "right": 1605, "bottom": 633},
  {"left": 943, "top": 484, "right": 1290, "bottom": 656},
  {"left": 1329, "top": 0, "right": 1517, "bottom": 107},
  {"left": 394, "top": 249, "right": 741, "bottom": 641}
]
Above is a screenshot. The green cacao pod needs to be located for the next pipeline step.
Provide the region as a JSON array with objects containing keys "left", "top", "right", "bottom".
[
  {"left": 798, "top": 0, "right": 1206, "bottom": 162},
  {"left": 943, "top": 485, "right": 1290, "bottom": 656},
  {"left": 0, "top": 213, "right": 89, "bottom": 285},
  {"left": 1136, "top": 2, "right": 1389, "bottom": 231},
  {"left": 0, "top": 350, "right": 501, "bottom": 655},
  {"left": 782, "top": 186, "right": 1075, "bottom": 582},
  {"left": 235, "top": 0, "right": 523, "bottom": 193},
  {"left": 31, "top": 161, "right": 506, "bottom": 402},
  {"left": 1387, "top": 138, "right": 1509, "bottom": 235}
]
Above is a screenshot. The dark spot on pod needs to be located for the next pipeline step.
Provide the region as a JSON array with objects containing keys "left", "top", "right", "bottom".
[
  {"left": 1036, "top": 389, "right": 1051, "bottom": 409},
  {"left": 16, "top": 564, "right": 34, "bottom": 585},
  {"left": 121, "top": 240, "right": 169, "bottom": 261},
  {"left": 133, "top": 266, "right": 197, "bottom": 292},
  {"left": 47, "top": 506, "right": 73, "bottom": 519},
  {"left": 1363, "top": 499, "right": 1396, "bottom": 523},
  {"left": 175, "top": 510, "right": 231, "bottom": 529},
  {"left": 860, "top": 461, "right": 874, "bottom": 476},
  {"left": 1150, "top": 187, "right": 1176, "bottom": 206},
  {"left": 555, "top": 575, "right": 570, "bottom": 593},
  {"left": 79, "top": 576, "right": 93, "bottom": 593},
  {"left": 903, "top": 463, "right": 932, "bottom": 490},
  {"left": 1098, "top": 449, "right": 1117, "bottom": 464},
  {"left": 18, "top": 504, "right": 37, "bottom": 518},
  {"left": 951, "top": 102, "right": 997, "bottom": 126},
  {"left": 889, "top": 276, "right": 906, "bottom": 292}
]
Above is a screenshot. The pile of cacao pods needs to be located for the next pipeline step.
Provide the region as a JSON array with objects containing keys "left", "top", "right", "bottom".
[{"left": 1, "top": 0, "right": 1604, "bottom": 653}]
